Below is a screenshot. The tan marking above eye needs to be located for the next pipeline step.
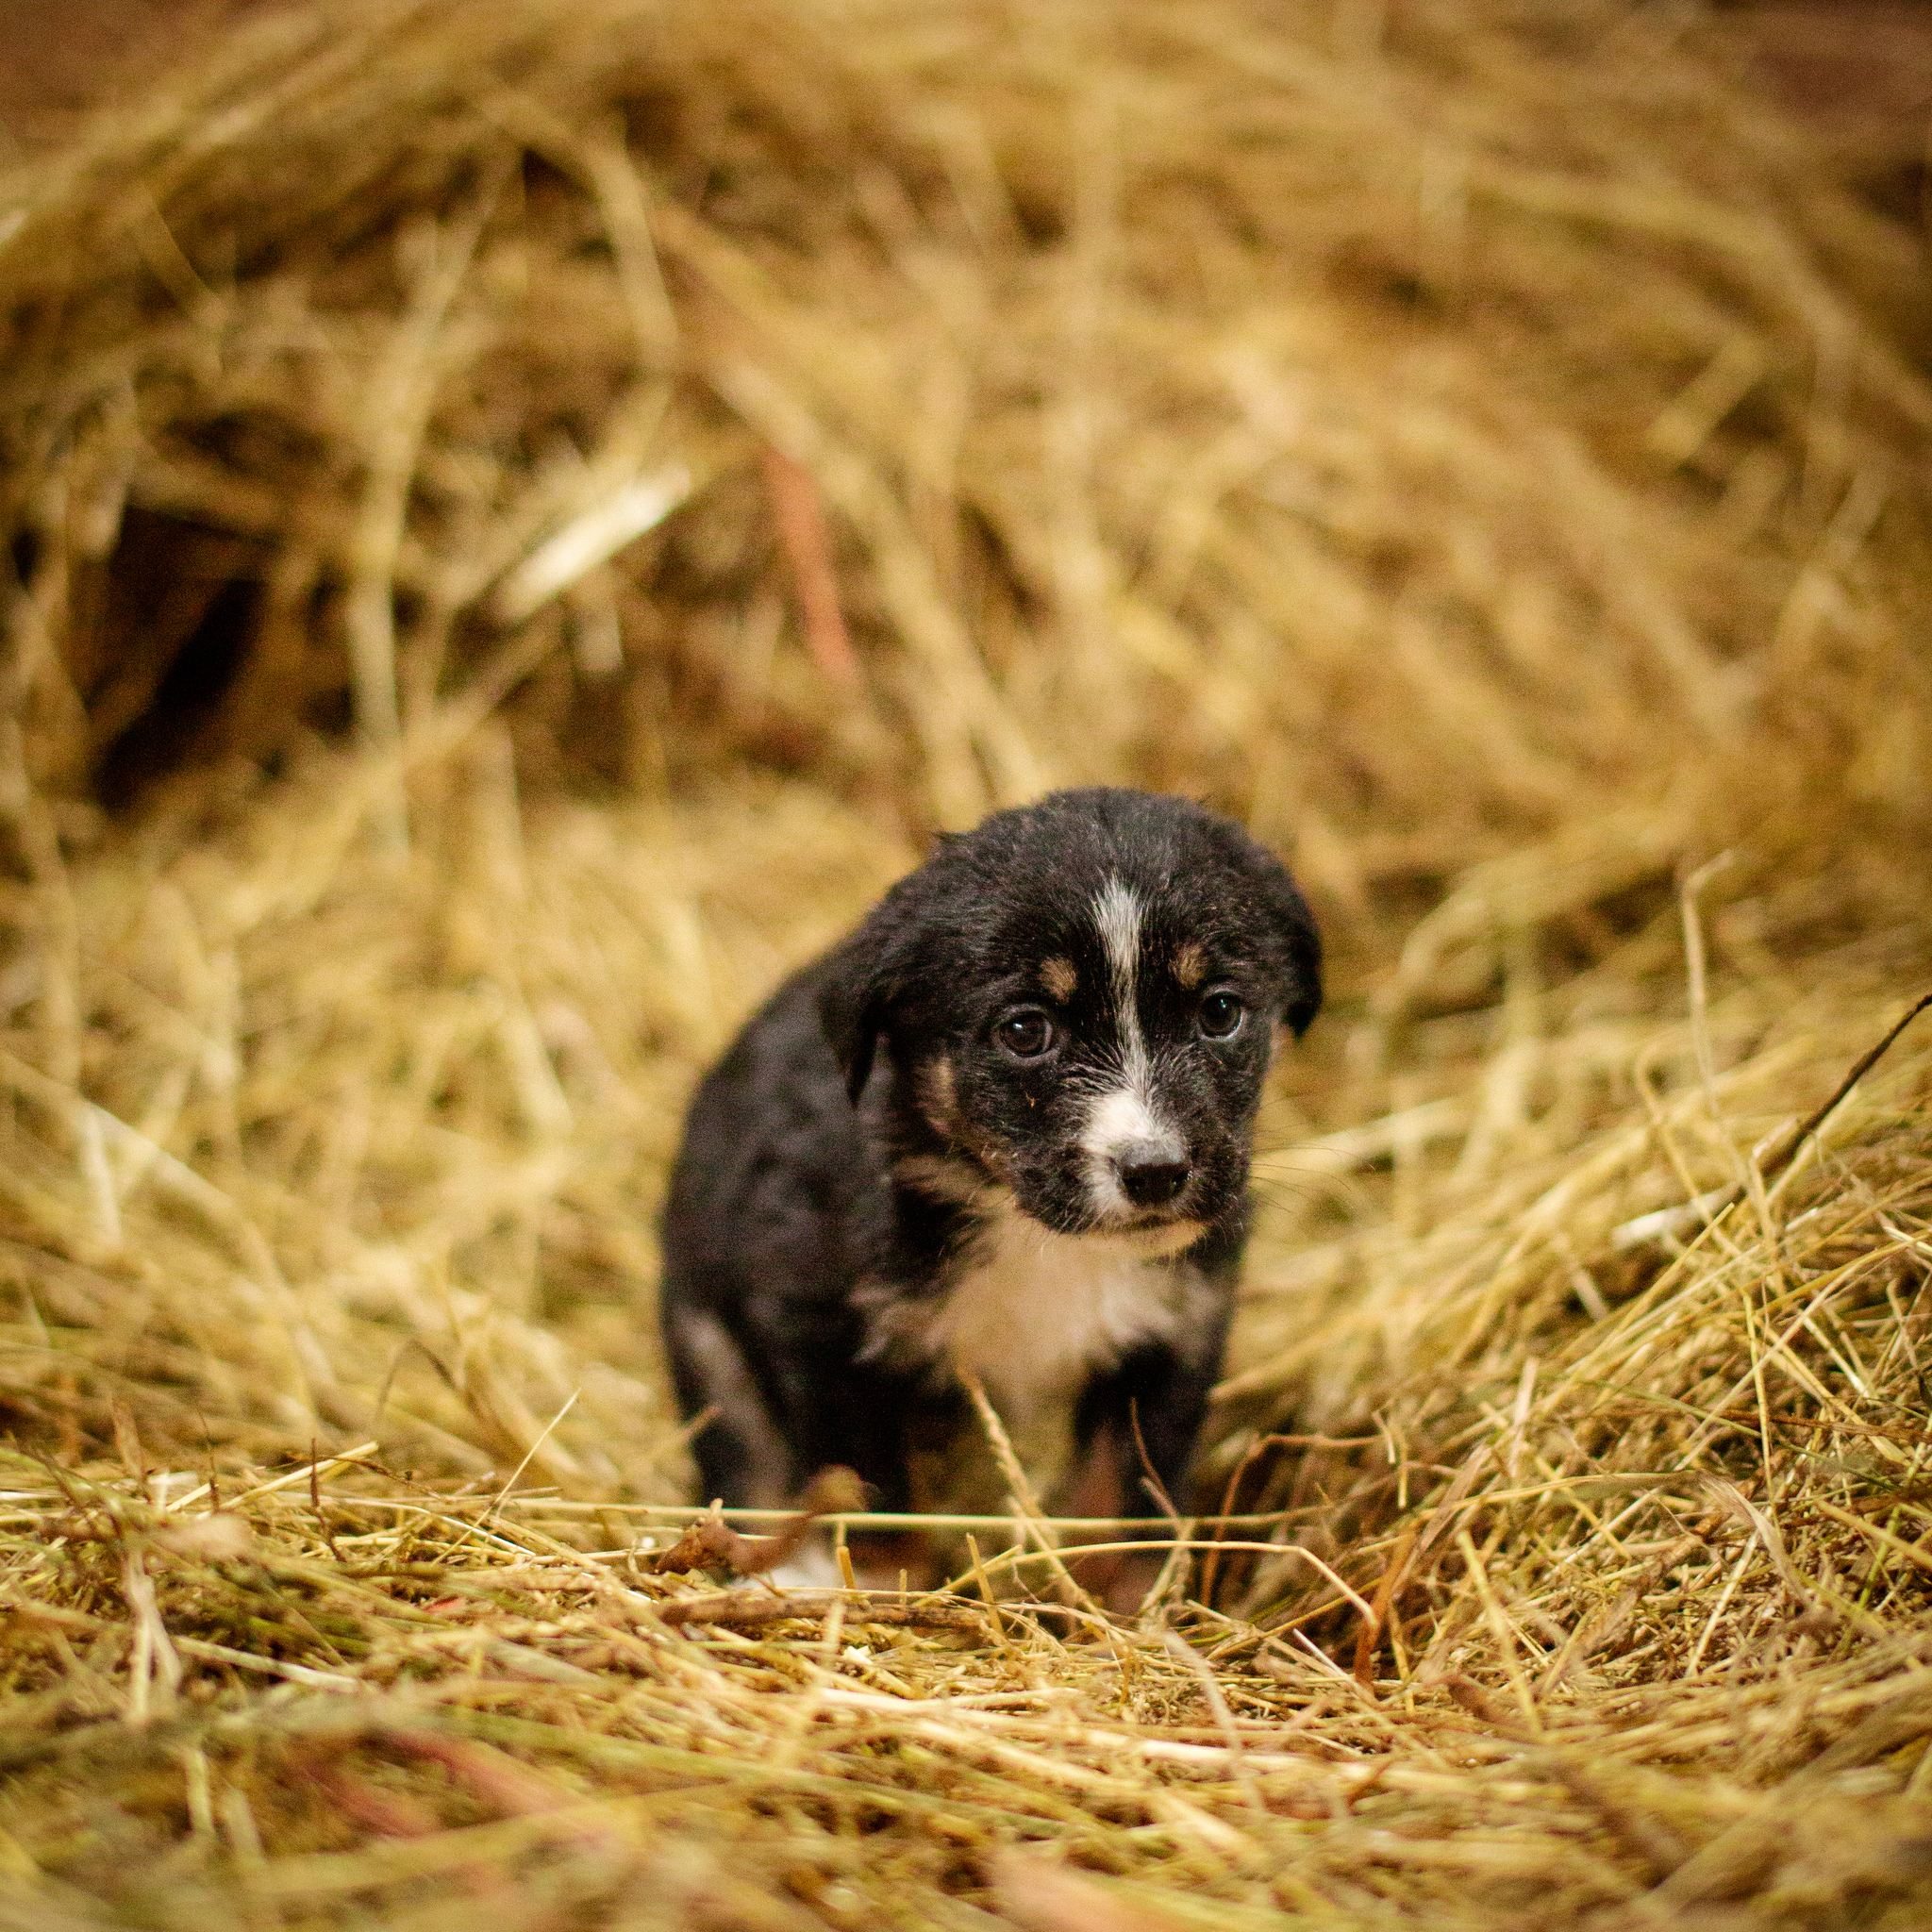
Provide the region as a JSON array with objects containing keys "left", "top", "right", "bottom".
[
  {"left": 1173, "top": 942, "right": 1208, "bottom": 989},
  {"left": 1039, "top": 957, "right": 1078, "bottom": 1002}
]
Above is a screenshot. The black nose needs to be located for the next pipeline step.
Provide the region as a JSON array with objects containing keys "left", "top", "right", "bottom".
[{"left": 1115, "top": 1144, "right": 1191, "bottom": 1208}]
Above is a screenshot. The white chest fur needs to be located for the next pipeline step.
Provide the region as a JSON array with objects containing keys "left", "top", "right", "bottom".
[{"left": 865, "top": 1199, "right": 1186, "bottom": 1425}]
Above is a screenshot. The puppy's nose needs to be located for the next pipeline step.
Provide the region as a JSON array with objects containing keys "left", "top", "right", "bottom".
[{"left": 1115, "top": 1143, "right": 1191, "bottom": 1208}]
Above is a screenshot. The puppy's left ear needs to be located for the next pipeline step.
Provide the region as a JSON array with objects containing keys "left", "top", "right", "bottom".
[
  {"left": 1235, "top": 840, "right": 1323, "bottom": 1038},
  {"left": 816, "top": 923, "right": 897, "bottom": 1105}
]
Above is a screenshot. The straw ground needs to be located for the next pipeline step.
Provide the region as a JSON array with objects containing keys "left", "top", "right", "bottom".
[{"left": 1, "top": 1, "right": 1931, "bottom": 1925}]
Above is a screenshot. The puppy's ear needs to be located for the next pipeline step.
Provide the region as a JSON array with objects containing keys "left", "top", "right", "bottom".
[
  {"left": 1230, "top": 838, "right": 1323, "bottom": 1038},
  {"left": 818, "top": 844, "right": 963, "bottom": 1105},
  {"left": 1280, "top": 938, "right": 1323, "bottom": 1037},
  {"left": 816, "top": 924, "right": 896, "bottom": 1105}
]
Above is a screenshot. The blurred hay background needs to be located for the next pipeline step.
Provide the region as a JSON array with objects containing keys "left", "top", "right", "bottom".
[{"left": 2, "top": 0, "right": 1931, "bottom": 1925}]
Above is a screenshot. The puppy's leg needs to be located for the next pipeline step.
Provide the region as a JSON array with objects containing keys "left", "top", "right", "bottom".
[
  {"left": 661, "top": 1302, "right": 796, "bottom": 1510},
  {"left": 1058, "top": 1421, "right": 1146, "bottom": 1613},
  {"left": 1097, "top": 1342, "right": 1222, "bottom": 1515},
  {"left": 1064, "top": 1340, "right": 1222, "bottom": 1615},
  {"left": 664, "top": 1299, "right": 932, "bottom": 1585}
]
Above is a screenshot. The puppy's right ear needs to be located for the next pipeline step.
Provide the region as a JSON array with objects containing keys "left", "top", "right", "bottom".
[{"left": 816, "top": 925, "right": 893, "bottom": 1105}]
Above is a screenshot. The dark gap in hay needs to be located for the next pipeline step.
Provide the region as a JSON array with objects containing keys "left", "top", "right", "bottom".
[{"left": 87, "top": 520, "right": 269, "bottom": 808}]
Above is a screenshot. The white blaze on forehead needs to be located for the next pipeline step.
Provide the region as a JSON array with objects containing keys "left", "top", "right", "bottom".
[
  {"left": 1092, "top": 876, "right": 1150, "bottom": 1087},
  {"left": 1082, "top": 877, "right": 1180, "bottom": 1210}
]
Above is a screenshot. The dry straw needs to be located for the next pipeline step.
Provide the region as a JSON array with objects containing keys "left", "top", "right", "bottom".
[{"left": 0, "top": 0, "right": 1930, "bottom": 1925}]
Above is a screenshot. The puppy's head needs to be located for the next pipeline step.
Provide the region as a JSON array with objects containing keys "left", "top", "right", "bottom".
[{"left": 818, "top": 789, "right": 1321, "bottom": 1244}]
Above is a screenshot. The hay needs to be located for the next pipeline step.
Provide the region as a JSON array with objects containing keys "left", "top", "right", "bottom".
[{"left": 1, "top": 0, "right": 1931, "bottom": 1924}]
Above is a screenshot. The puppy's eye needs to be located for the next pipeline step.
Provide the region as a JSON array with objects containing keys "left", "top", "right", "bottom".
[
  {"left": 993, "top": 1010, "right": 1056, "bottom": 1060},
  {"left": 1198, "top": 991, "right": 1244, "bottom": 1040}
]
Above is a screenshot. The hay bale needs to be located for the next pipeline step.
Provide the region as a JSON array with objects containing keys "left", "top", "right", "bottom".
[
  {"left": 4, "top": 0, "right": 1928, "bottom": 848},
  {"left": 0, "top": 1, "right": 1930, "bottom": 1926}
]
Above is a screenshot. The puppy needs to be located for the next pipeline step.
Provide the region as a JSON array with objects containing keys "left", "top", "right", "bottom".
[{"left": 658, "top": 788, "right": 1320, "bottom": 1601}]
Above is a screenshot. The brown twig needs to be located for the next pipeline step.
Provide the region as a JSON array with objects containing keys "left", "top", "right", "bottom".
[
  {"left": 761, "top": 446, "right": 859, "bottom": 685},
  {"left": 657, "top": 1588, "right": 989, "bottom": 1632},
  {"left": 1352, "top": 1521, "right": 1418, "bottom": 1688},
  {"left": 645, "top": 1466, "right": 867, "bottom": 1577},
  {"left": 1758, "top": 991, "right": 1932, "bottom": 1188}
]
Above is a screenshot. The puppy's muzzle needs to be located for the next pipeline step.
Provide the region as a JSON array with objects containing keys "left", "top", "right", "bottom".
[{"left": 1113, "top": 1140, "right": 1191, "bottom": 1209}]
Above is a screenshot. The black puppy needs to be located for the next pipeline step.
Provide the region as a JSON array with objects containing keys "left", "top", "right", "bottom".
[{"left": 658, "top": 788, "right": 1320, "bottom": 1591}]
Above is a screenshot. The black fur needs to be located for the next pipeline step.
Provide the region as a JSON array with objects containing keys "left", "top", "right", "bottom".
[{"left": 658, "top": 788, "right": 1321, "bottom": 1572}]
